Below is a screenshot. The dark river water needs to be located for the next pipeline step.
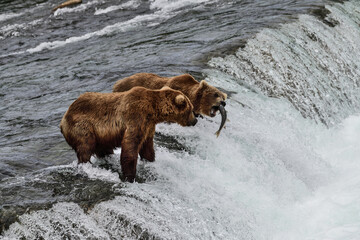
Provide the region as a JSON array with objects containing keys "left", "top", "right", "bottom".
[{"left": 1, "top": 0, "right": 360, "bottom": 239}]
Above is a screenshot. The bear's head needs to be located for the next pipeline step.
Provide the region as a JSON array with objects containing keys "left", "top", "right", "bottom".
[
  {"left": 197, "top": 80, "right": 227, "bottom": 117},
  {"left": 159, "top": 87, "right": 197, "bottom": 127}
]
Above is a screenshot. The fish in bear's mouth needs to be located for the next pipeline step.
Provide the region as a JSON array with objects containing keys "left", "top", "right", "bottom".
[{"left": 210, "top": 101, "right": 226, "bottom": 117}]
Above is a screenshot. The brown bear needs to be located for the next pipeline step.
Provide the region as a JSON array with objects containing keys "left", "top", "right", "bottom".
[
  {"left": 60, "top": 86, "right": 197, "bottom": 182},
  {"left": 113, "top": 73, "right": 227, "bottom": 118}
]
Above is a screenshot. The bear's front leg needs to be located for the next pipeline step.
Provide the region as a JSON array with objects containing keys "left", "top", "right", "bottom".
[
  {"left": 139, "top": 136, "right": 155, "bottom": 162},
  {"left": 75, "top": 136, "right": 96, "bottom": 163},
  {"left": 120, "top": 130, "right": 142, "bottom": 182}
]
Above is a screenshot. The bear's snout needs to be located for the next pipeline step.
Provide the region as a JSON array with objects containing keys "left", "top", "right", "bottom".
[
  {"left": 220, "top": 101, "right": 226, "bottom": 106},
  {"left": 185, "top": 111, "right": 198, "bottom": 126},
  {"left": 189, "top": 117, "right": 198, "bottom": 126}
]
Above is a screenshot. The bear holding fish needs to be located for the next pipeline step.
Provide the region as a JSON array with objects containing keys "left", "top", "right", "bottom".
[
  {"left": 60, "top": 73, "right": 227, "bottom": 182},
  {"left": 113, "top": 73, "right": 228, "bottom": 136}
]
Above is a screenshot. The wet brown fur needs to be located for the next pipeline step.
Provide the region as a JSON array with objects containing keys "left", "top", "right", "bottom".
[
  {"left": 113, "top": 73, "right": 227, "bottom": 117},
  {"left": 60, "top": 86, "right": 196, "bottom": 182}
]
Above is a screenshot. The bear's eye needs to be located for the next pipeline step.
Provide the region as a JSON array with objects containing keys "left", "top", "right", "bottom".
[{"left": 214, "top": 93, "right": 219, "bottom": 98}]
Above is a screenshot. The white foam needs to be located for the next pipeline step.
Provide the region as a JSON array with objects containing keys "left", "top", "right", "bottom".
[
  {"left": 0, "top": 2, "right": 47, "bottom": 23},
  {"left": 150, "top": 0, "right": 215, "bottom": 12},
  {"left": 26, "top": 33, "right": 94, "bottom": 53},
  {"left": 0, "top": 19, "right": 42, "bottom": 38},
  {"left": 0, "top": 12, "right": 23, "bottom": 22},
  {"left": 76, "top": 162, "right": 120, "bottom": 183},
  {"left": 268, "top": 114, "right": 360, "bottom": 240},
  {"left": 94, "top": 0, "right": 141, "bottom": 15},
  {"left": 0, "top": 50, "right": 26, "bottom": 58},
  {"left": 3, "top": 202, "right": 110, "bottom": 239},
  {"left": 27, "top": 10, "right": 169, "bottom": 53}
]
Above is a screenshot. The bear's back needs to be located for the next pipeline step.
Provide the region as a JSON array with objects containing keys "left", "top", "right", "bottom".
[{"left": 113, "top": 73, "right": 168, "bottom": 92}]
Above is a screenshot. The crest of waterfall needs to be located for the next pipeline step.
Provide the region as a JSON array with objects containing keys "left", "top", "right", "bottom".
[{"left": 210, "top": 1, "right": 360, "bottom": 126}]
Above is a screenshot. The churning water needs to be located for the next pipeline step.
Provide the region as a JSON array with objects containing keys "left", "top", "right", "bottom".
[{"left": 1, "top": 0, "right": 360, "bottom": 239}]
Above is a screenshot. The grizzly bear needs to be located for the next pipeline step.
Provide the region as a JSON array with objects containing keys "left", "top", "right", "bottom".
[
  {"left": 113, "top": 73, "right": 227, "bottom": 118},
  {"left": 60, "top": 86, "right": 197, "bottom": 182}
]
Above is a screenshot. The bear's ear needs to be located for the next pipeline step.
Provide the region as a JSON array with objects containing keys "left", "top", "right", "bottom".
[
  {"left": 161, "top": 86, "right": 172, "bottom": 91},
  {"left": 199, "top": 80, "right": 208, "bottom": 89},
  {"left": 223, "top": 92, "right": 228, "bottom": 100},
  {"left": 175, "top": 94, "right": 186, "bottom": 106}
]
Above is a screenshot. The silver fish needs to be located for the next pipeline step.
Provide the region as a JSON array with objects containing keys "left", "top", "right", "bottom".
[{"left": 215, "top": 105, "right": 227, "bottom": 137}]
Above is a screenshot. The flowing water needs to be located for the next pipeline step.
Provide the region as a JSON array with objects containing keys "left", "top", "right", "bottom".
[{"left": 1, "top": 0, "right": 360, "bottom": 239}]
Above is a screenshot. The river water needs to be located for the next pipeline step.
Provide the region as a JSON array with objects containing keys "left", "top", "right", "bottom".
[{"left": 1, "top": 0, "right": 360, "bottom": 239}]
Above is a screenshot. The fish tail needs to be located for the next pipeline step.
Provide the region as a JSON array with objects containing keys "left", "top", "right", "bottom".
[{"left": 215, "top": 131, "right": 220, "bottom": 137}]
